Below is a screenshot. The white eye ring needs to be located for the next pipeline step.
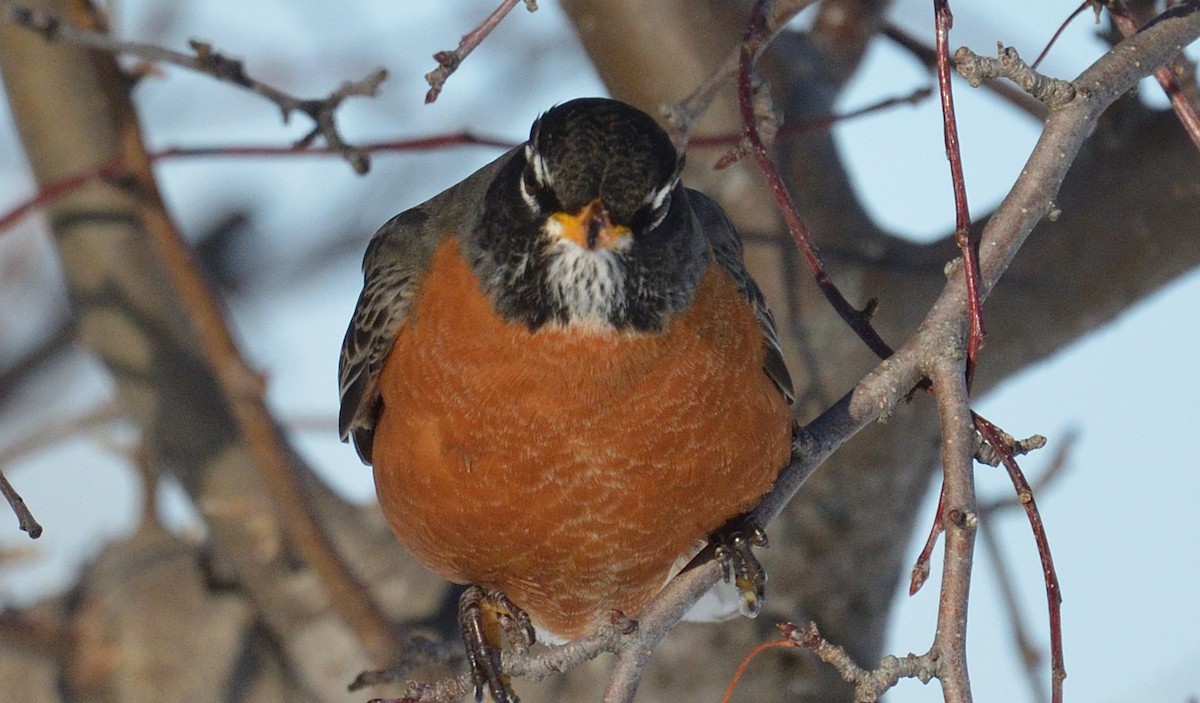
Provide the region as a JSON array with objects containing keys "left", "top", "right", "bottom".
[
  {"left": 525, "top": 145, "right": 551, "bottom": 188},
  {"left": 643, "top": 178, "right": 677, "bottom": 230},
  {"left": 645, "top": 178, "right": 675, "bottom": 212},
  {"left": 518, "top": 169, "right": 539, "bottom": 212}
]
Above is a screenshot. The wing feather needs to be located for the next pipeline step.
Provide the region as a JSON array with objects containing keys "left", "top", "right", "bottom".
[{"left": 686, "top": 189, "right": 794, "bottom": 404}]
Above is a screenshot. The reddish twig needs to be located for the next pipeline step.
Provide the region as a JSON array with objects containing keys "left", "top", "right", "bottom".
[
  {"left": 973, "top": 413, "right": 1064, "bottom": 703},
  {"left": 933, "top": 0, "right": 985, "bottom": 385},
  {"left": 0, "top": 133, "right": 515, "bottom": 236},
  {"left": 909, "top": 483, "right": 946, "bottom": 595},
  {"left": 734, "top": 0, "right": 894, "bottom": 361},
  {"left": 0, "top": 161, "right": 123, "bottom": 233},
  {"left": 1032, "top": 0, "right": 1093, "bottom": 70},
  {"left": 1111, "top": 2, "right": 1200, "bottom": 151},
  {"left": 424, "top": 0, "right": 538, "bottom": 104},
  {"left": 720, "top": 637, "right": 798, "bottom": 703}
]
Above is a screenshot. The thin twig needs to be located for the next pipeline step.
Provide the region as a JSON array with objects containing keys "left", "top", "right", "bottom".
[
  {"left": 909, "top": 484, "right": 945, "bottom": 595},
  {"left": 720, "top": 637, "right": 797, "bottom": 703},
  {"left": 933, "top": 0, "right": 985, "bottom": 385},
  {"left": 0, "top": 0, "right": 386, "bottom": 173},
  {"left": 689, "top": 86, "right": 934, "bottom": 150},
  {"left": 974, "top": 414, "right": 1064, "bottom": 703},
  {"left": 979, "top": 430, "right": 1076, "bottom": 515},
  {"left": 0, "top": 401, "right": 124, "bottom": 539},
  {"left": 0, "top": 469, "right": 40, "bottom": 538},
  {"left": 783, "top": 621, "right": 937, "bottom": 702},
  {"left": 0, "top": 133, "right": 515, "bottom": 236},
  {"left": 424, "top": 0, "right": 538, "bottom": 104},
  {"left": 666, "top": 0, "right": 819, "bottom": 143},
  {"left": 733, "top": 0, "right": 895, "bottom": 361},
  {"left": 1032, "top": 0, "right": 1093, "bottom": 70}
]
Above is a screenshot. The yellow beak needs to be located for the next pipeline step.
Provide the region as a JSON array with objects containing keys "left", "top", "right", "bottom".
[{"left": 548, "top": 199, "right": 632, "bottom": 251}]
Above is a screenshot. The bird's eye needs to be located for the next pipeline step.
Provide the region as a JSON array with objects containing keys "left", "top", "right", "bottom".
[{"left": 519, "top": 166, "right": 540, "bottom": 212}]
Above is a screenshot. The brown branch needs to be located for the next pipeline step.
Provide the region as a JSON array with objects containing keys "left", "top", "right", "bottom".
[
  {"left": 909, "top": 484, "right": 945, "bottom": 596},
  {"left": 975, "top": 431, "right": 1075, "bottom": 703},
  {"left": 424, "top": 0, "right": 538, "bottom": 104},
  {"left": 977, "top": 517, "right": 1048, "bottom": 703},
  {"left": 57, "top": 0, "right": 400, "bottom": 667},
  {"left": 1032, "top": 1, "right": 1093, "bottom": 70},
  {"left": 933, "top": 0, "right": 985, "bottom": 385},
  {"left": 0, "top": 0, "right": 387, "bottom": 173}
]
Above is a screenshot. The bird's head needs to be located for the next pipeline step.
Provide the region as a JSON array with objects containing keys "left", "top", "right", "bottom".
[{"left": 475, "top": 98, "right": 707, "bottom": 332}]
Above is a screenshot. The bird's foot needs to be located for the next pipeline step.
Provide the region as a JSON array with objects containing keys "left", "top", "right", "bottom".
[
  {"left": 458, "top": 585, "right": 534, "bottom": 703},
  {"left": 710, "top": 515, "right": 769, "bottom": 617}
]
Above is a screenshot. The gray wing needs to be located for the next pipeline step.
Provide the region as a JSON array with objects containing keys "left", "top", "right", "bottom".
[
  {"left": 339, "top": 148, "right": 522, "bottom": 464},
  {"left": 686, "top": 188, "right": 794, "bottom": 405},
  {"left": 338, "top": 206, "right": 441, "bottom": 464}
]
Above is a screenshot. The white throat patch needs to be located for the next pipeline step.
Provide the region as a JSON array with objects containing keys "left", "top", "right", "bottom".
[{"left": 542, "top": 236, "right": 627, "bottom": 330}]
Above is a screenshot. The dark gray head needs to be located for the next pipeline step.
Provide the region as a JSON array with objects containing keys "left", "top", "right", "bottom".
[{"left": 470, "top": 98, "right": 708, "bottom": 332}]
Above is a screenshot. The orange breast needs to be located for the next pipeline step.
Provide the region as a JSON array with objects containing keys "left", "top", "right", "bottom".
[{"left": 372, "top": 237, "right": 792, "bottom": 640}]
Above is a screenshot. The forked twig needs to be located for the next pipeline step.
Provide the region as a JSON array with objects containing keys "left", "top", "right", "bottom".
[
  {"left": 0, "top": 0, "right": 387, "bottom": 173},
  {"left": 424, "top": 0, "right": 538, "bottom": 104}
]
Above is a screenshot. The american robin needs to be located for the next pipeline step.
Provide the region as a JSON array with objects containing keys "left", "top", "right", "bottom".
[{"left": 339, "top": 98, "right": 795, "bottom": 702}]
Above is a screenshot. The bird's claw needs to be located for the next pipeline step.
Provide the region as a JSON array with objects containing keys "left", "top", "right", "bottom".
[
  {"left": 458, "top": 586, "right": 532, "bottom": 703},
  {"left": 710, "top": 516, "right": 769, "bottom": 618}
]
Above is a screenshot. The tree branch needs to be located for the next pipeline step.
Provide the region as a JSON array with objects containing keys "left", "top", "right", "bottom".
[{"left": 0, "top": 0, "right": 387, "bottom": 172}]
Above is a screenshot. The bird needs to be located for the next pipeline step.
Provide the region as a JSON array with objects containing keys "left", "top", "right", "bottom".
[{"left": 339, "top": 97, "right": 795, "bottom": 702}]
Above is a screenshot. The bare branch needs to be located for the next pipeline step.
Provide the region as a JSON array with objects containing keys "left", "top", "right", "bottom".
[
  {"left": 424, "top": 0, "right": 538, "bottom": 104},
  {"left": 974, "top": 415, "right": 1065, "bottom": 703},
  {"left": 928, "top": 359, "right": 978, "bottom": 703},
  {"left": 0, "top": 469, "right": 40, "bottom": 539},
  {"left": 954, "top": 44, "right": 1079, "bottom": 108},
  {"left": 783, "top": 621, "right": 937, "bottom": 702},
  {"left": 0, "top": 0, "right": 386, "bottom": 173}
]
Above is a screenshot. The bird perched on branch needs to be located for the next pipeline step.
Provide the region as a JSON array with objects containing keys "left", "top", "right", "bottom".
[{"left": 339, "top": 97, "right": 795, "bottom": 702}]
